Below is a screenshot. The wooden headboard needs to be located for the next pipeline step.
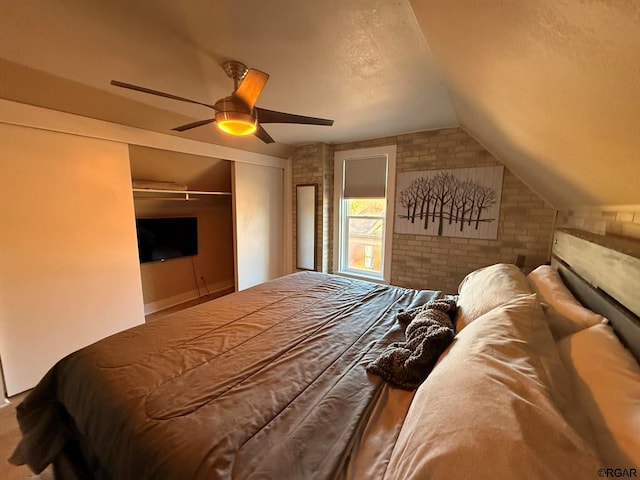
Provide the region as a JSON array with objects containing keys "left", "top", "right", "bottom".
[{"left": 551, "top": 228, "right": 640, "bottom": 362}]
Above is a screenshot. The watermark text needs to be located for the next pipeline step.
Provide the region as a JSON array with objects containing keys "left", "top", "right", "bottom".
[{"left": 598, "top": 468, "right": 638, "bottom": 478}]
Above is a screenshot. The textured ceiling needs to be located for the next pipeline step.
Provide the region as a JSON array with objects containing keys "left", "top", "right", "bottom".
[
  {"left": 411, "top": 0, "right": 640, "bottom": 208},
  {"left": 0, "top": 0, "right": 456, "bottom": 156},
  {"left": 1, "top": 0, "right": 639, "bottom": 208}
]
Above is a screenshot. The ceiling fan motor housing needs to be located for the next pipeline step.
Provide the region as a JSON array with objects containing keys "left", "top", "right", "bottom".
[{"left": 214, "top": 96, "right": 257, "bottom": 136}]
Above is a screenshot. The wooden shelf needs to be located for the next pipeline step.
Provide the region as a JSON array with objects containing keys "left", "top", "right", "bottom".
[{"left": 133, "top": 188, "right": 232, "bottom": 201}]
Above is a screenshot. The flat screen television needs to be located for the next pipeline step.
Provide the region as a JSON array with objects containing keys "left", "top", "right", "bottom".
[{"left": 135, "top": 217, "right": 198, "bottom": 263}]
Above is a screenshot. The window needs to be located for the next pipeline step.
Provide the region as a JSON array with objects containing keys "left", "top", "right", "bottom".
[
  {"left": 344, "top": 198, "right": 385, "bottom": 272},
  {"left": 334, "top": 146, "right": 396, "bottom": 283}
]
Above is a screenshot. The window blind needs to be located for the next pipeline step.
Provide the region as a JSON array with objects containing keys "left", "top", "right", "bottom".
[{"left": 343, "top": 155, "right": 387, "bottom": 198}]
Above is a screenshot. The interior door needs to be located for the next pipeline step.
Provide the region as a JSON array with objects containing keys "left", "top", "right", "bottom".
[{"left": 232, "top": 162, "right": 284, "bottom": 290}]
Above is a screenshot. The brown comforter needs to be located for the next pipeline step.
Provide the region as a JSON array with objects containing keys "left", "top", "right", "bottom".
[{"left": 11, "top": 272, "right": 442, "bottom": 479}]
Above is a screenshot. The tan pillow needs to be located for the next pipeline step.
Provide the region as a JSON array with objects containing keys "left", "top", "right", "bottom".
[
  {"left": 455, "top": 263, "right": 532, "bottom": 331},
  {"left": 384, "top": 295, "right": 599, "bottom": 480},
  {"left": 528, "top": 265, "right": 607, "bottom": 339},
  {"left": 557, "top": 324, "right": 640, "bottom": 466}
]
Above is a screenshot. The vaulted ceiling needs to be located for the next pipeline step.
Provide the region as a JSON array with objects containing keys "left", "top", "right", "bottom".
[{"left": 1, "top": 0, "right": 638, "bottom": 209}]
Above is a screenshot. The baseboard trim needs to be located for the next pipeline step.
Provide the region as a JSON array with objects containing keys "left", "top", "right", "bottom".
[{"left": 143, "top": 280, "right": 234, "bottom": 315}]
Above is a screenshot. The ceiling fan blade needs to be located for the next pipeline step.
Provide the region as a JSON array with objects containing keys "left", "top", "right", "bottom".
[
  {"left": 254, "top": 124, "right": 275, "bottom": 144},
  {"left": 256, "top": 107, "right": 334, "bottom": 126},
  {"left": 233, "top": 69, "right": 269, "bottom": 109},
  {"left": 111, "top": 80, "right": 218, "bottom": 110},
  {"left": 172, "top": 118, "right": 216, "bottom": 132}
]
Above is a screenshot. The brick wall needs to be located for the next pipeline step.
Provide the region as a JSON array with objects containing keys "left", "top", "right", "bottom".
[
  {"left": 557, "top": 205, "right": 640, "bottom": 240},
  {"left": 292, "top": 127, "right": 557, "bottom": 293},
  {"left": 320, "top": 143, "right": 334, "bottom": 271}
]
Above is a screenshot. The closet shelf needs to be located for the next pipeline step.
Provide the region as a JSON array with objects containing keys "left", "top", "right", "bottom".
[{"left": 133, "top": 188, "right": 232, "bottom": 201}]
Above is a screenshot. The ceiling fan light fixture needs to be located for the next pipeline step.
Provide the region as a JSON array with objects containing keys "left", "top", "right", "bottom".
[{"left": 215, "top": 110, "right": 257, "bottom": 136}]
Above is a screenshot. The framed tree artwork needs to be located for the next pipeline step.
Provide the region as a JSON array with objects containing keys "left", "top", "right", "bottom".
[{"left": 395, "top": 166, "right": 504, "bottom": 239}]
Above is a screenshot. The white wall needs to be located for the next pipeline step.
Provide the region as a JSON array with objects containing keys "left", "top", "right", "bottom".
[{"left": 0, "top": 124, "right": 145, "bottom": 395}]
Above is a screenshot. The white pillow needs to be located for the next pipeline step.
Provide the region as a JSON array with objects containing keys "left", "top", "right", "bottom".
[
  {"left": 528, "top": 265, "right": 607, "bottom": 339},
  {"left": 557, "top": 324, "right": 640, "bottom": 466},
  {"left": 455, "top": 263, "right": 532, "bottom": 332},
  {"left": 384, "top": 295, "right": 599, "bottom": 480}
]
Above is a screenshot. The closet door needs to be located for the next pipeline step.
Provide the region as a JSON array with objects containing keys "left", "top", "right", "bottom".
[
  {"left": 0, "top": 124, "right": 145, "bottom": 396},
  {"left": 232, "top": 162, "right": 284, "bottom": 290}
]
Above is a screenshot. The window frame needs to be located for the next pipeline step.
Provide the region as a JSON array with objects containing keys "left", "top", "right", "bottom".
[{"left": 333, "top": 145, "right": 396, "bottom": 283}]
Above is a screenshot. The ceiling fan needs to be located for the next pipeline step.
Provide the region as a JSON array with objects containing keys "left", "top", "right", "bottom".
[{"left": 111, "top": 61, "right": 334, "bottom": 144}]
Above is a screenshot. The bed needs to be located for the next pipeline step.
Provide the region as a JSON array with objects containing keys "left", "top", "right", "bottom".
[{"left": 10, "top": 228, "right": 640, "bottom": 479}]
